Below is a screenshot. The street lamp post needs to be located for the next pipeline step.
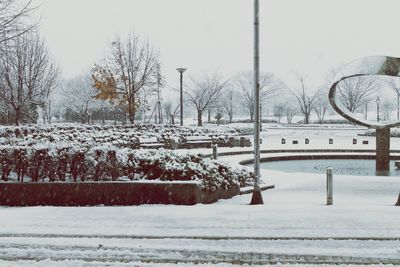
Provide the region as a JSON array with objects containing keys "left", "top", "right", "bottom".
[
  {"left": 250, "top": 0, "right": 264, "bottom": 205},
  {"left": 397, "top": 92, "right": 399, "bottom": 120},
  {"left": 376, "top": 96, "right": 380, "bottom": 122},
  {"left": 176, "top": 67, "right": 186, "bottom": 126}
]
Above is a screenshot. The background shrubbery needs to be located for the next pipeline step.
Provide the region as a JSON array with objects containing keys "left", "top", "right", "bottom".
[{"left": 361, "top": 128, "right": 400, "bottom": 137}]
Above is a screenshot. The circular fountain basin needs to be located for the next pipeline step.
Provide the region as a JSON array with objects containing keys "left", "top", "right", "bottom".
[{"left": 260, "top": 159, "right": 400, "bottom": 176}]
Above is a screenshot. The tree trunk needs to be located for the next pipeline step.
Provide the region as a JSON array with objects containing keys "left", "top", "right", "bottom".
[
  {"left": 14, "top": 107, "right": 22, "bottom": 126},
  {"left": 128, "top": 109, "right": 135, "bottom": 124},
  {"left": 304, "top": 114, "right": 310, "bottom": 124},
  {"left": 122, "top": 112, "right": 127, "bottom": 125},
  {"left": 197, "top": 110, "right": 203, "bottom": 126}
]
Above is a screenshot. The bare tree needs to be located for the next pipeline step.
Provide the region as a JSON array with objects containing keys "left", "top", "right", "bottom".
[
  {"left": 92, "top": 33, "right": 160, "bottom": 124},
  {"left": 382, "top": 98, "right": 394, "bottom": 121},
  {"left": 384, "top": 77, "right": 400, "bottom": 120},
  {"left": 163, "top": 101, "right": 179, "bottom": 125},
  {"left": 235, "top": 71, "right": 283, "bottom": 122},
  {"left": 60, "top": 74, "right": 101, "bottom": 124},
  {"left": 0, "top": 0, "right": 37, "bottom": 48},
  {"left": 185, "top": 73, "right": 228, "bottom": 126},
  {"left": 222, "top": 91, "right": 234, "bottom": 123},
  {"left": 289, "top": 77, "right": 317, "bottom": 124},
  {"left": 313, "top": 88, "right": 329, "bottom": 124},
  {"left": 284, "top": 104, "right": 297, "bottom": 124},
  {"left": 0, "top": 31, "right": 59, "bottom": 125},
  {"left": 337, "top": 76, "right": 378, "bottom": 113},
  {"left": 273, "top": 103, "right": 285, "bottom": 123},
  {"left": 214, "top": 110, "right": 223, "bottom": 126}
]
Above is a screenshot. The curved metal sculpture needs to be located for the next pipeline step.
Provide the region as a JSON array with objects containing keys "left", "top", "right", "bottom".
[
  {"left": 329, "top": 56, "right": 400, "bottom": 129},
  {"left": 329, "top": 56, "right": 400, "bottom": 175}
]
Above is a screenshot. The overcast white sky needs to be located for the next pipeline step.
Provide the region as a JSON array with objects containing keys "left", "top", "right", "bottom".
[{"left": 35, "top": 0, "right": 400, "bottom": 95}]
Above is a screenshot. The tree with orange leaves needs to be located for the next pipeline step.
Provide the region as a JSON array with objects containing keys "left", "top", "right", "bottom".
[{"left": 92, "top": 33, "right": 159, "bottom": 124}]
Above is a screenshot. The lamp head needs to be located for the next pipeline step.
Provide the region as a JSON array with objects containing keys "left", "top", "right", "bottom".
[{"left": 176, "top": 68, "right": 187, "bottom": 74}]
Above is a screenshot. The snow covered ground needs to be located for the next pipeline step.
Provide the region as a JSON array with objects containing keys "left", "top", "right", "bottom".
[{"left": 0, "top": 126, "right": 399, "bottom": 266}]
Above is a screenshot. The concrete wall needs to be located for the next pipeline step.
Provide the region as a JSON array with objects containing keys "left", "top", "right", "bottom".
[{"left": 0, "top": 182, "right": 240, "bottom": 206}]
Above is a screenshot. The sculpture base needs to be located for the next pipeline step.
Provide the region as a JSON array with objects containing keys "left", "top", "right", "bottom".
[{"left": 376, "top": 128, "right": 390, "bottom": 175}]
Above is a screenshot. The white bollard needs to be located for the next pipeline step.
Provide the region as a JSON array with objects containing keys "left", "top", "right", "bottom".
[
  {"left": 326, "top": 167, "right": 333, "bottom": 205},
  {"left": 213, "top": 144, "right": 218, "bottom": 160}
]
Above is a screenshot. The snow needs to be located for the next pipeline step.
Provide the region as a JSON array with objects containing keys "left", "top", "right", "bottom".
[{"left": 0, "top": 125, "right": 399, "bottom": 266}]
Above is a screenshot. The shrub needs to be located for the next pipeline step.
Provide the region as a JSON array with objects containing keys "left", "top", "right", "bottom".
[{"left": 0, "top": 145, "right": 254, "bottom": 191}]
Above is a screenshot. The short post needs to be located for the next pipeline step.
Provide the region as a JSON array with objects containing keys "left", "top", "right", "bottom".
[
  {"left": 213, "top": 144, "right": 218, "bottom": 160},
  {"left": 326, "top": 167, "right": 333, "bottom": 205},
  {"left": 396, "top": 192, "right": 400, "bottom": 206}
]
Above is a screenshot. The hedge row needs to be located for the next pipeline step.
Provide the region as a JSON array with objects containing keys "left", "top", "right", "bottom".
[
  {"left": 0, "top": 145, "right": 254, "bottom": 191},
  {"left": 0, "top": 124, "right": 245, "bottom": 149},
  {"left": 361, "top": 129, "right": 399, "bottom": 137}
]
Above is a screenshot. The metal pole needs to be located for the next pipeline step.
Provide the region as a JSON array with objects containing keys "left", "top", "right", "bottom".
[
  {"left": 376, "top": 97, "right": 380, "bottom": 122},
  {"left": 326, "top": 167, "right": 333, "bottom": 205},
  {"left": 397, "top": 93, "right": 399, "bottom": 120},
  {"left": 177, "top": 68, "right": 186, "bottom": 126},
  {"left": 157, "top": 65, "right": 162, "bottom": 124},
  {"left": 365, "top": 103, "right": 368, "bottom": 119},
  {"left": 229, "top": 91, "right": 233, "bottom": 123},
  {"left": 213, "top": 144, "right": 218, "bottom": 160},
  {"left": 250, "top": 0, "right": 263, "bottom": 205},
  {"left": 180, "top": 72, "right": 183, "bottom": 126}
]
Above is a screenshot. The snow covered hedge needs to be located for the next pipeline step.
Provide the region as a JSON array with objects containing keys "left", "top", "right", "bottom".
[
  {"left": 362, "top": 128, "right": 400, "bottom": 137},
  {"left": 0, "top": 123, "right": 248, "bottom": 149},
  {"left": 0, "top": 145, "right": 254, "bottom": 191}
]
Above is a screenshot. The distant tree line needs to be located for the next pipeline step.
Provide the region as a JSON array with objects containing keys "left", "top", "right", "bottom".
[
  {"left": 0, "top": 0, "right": 59, "bottom": 125},
  {"left": 0, "top": 1, "right": 395, "bottom": 126}
]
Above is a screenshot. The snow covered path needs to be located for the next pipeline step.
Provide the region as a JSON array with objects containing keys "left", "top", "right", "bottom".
[
  {"left": 0, "top": 167, "right": 399, "bottom": 266},
  {"left": 0, "top": 235, "right": 399, "bottom": 266}
]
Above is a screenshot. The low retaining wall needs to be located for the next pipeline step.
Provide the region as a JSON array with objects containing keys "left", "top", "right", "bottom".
[
  {"left": 239, "top": 153, "right": 400, "bottom": 165},
  {"left": 0, "top": 182, "right": 240, "bottom": 206},
  {"left": 203, "top": 149, "right": 400, "bottom": 159}
]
